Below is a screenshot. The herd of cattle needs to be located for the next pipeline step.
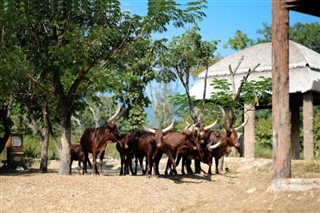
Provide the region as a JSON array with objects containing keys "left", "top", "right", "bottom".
[{"left": 70, "top": 105, "right": 248, "bottom": 176}]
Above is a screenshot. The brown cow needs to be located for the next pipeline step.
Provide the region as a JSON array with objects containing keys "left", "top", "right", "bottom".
[
  {"left": 80, "top": 105, "right": 124, "bottom": 175},
  {"left": 154, "top": 122, "right": 219, "bottom": 175},
  {"left": 116, "top": 121, "right": 174, "bottom": 177},
  {"left": 205, "top": 107, "right": 248, "bottom": 174},
  {"left": 70, "top": 143, "right": 92, "bottom": 174},
  {"left": 116, "top": 132, "right": 138, "bottom": 176}
]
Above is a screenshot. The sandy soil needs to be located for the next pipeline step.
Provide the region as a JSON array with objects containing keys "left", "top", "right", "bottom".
[{"left": 1, "top": 157, "right": 320, "bottom": 213}]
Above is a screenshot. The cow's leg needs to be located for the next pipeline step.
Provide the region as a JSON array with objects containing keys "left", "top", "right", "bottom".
[
  {"left": 215, "top": 157, "right": 220, "bottom": 174},
  {"left": 153, "top": 151, "right": 162, "bottom": 176},
  {"left": 124, "top": 155, "right": 131, "bottom": 175},
  {"left": 83, "top": 152, "right": 89, "bottom": 175},
  {"left": 194, "top": 159, "right": 201, "bottom": 174},
  {"left": 146, "top": 152, "right": 153, "bottom": 177},
  {"left": 139, "top": 156, "right": 145, "bottom": 174},
  {"left": 175, "top": 154, "right": 182, "bottom": 168},
  {"left": 92, "top": 151, "right": 98, "bottom": 175},
  {"left": 128, "top": 154, "right": 134, "bottom": 175},
  {"left": 218, "top": 156, "right": 224, "bottom": 173},
  {"left": 165, "top": 158, "right": 171, "bottom": 175},
  {"left": 185, "top": 159, "right": 193, "bottom": 174},
  {"left": 181, "top": 156, "right": 186, "bottom": 175},
  {"left": 119, "top": 153, "right": 125, "bottom": 175},
  {"left": 134, "top": 155, "right": 138, "bottom": 175},
  {"left": 166, "top": 152, "right": 177, "bottom": 175},
  {"left": 69, "top": 159, "right": 73, "bottom": 175},
  {"left": 98, "top": 152, "right": 104, "bottom": 175}
]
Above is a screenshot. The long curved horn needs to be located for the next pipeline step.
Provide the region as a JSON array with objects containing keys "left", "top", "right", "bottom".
[
  {"left": 162, "top": 121, "right": 174, "bottom": 133},
  {"left": 185, "top": 120, "right": 199, "bottom": 131},
  {"left": 142, "top": 124, "right": 156, "bottom": 134},
  {"left": 207, "top": 140, "right": 221, "bottom": 151},
  {"left": 203, "top": 117, "right": 219, "bottom": 131},
  {"left": 183, "top": 122, "right": 194, "bottom": 135},
  {"left": 234, "top": 115, "right": 249, "bottom": 131},
  {"left": 107, "top": 105, "right": 124, "bottom": 125},
  {"left": 218, "top": 106, "right": 231, "bottom": 132}
]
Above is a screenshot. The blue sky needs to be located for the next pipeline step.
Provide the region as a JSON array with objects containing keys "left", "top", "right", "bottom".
[{"left": 121, "top": 0, "right": 320, "bottom": 57}]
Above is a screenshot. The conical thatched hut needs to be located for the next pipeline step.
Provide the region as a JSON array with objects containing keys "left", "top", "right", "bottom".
[{"left": 190, "top": 41, "right": 320, "bottom": 159}]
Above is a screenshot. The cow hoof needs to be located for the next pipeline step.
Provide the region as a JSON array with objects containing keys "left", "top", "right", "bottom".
[{"left": 225, "top": 168, "right": 230, "bottom": 173}]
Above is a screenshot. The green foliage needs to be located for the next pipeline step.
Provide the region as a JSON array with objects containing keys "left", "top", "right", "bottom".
[
  {"left": 313, "top": 107, "right": 320, "bottom": 153},
  {"left": 223, "top": 30, "right": 254, "bottom": 51},
  {"left": 255, "top": 143, "right": 272, "bottom": 159},
  {"left": 255, "top": 22, "right": 320, "bottom": 54},
  {"left": 209, "top": 76, "right": 272, "bottom": 107},
  {"left": 209, "top": 79, "right": 234, "bottom": 105},
  {"left": 146, "top": 0, "right": 207, "bottom": 33},
  {"left": 290, "top": 22, "right": 320, "bottom": 54},
  {"left": 255, "top": 114, "right": 272, "bottom": 147},
  {"left": 242, "top": 76, "right": 272, "bottom": 106},
  {"left": 23, "top": 136, "right": 40, "bottom": 158}
]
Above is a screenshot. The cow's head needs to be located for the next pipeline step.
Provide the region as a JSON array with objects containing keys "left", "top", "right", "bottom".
[
  {"left": 186, "top": 117, "right": 219, "bottom": 145},
  {"left": 219, "top": 106, "right": 248, "bottom": 149},
  {"left": 142, "top": 121, "right": 174, "bottom": 148}
]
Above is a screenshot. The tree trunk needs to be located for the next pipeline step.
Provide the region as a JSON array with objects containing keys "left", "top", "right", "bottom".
[
  {"left": 59, "top": 107, "right": 72, "bottom": 175},
  {"left": 39, "top": 102, "right": 50, "bottom": 173},
  {"left": 271, "top": 0, "right": 291, "bottom": 179}
]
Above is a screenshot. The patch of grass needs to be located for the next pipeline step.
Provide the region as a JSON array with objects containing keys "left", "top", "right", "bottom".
[
  {"left": 255, "top": 144, "right": 272, "bottom": 159},
  {"left": 292, "top": 161, "right": 320, "bottom": 173}
]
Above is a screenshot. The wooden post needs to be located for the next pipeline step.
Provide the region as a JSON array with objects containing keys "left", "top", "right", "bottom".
[
  {"left": 303, "top": 92, "right": 314, "bottom": 160},
  {"left": 291, "top": 99, "right": 301, "bottom": 159},
  {"left": 244, "top": 104, "right": 255, "bottom": 158},
  {"left": 272, "top": 0, "right": 291, "bottom": 179}
]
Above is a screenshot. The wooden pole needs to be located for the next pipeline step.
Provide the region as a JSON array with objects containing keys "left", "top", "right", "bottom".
[
  {"left": 272, "top": 0, "right": 291, "bottom": 179},
  {"left": 244, "top": 104, "right": 255, "bottom": 158},
  {"left": 303, "top": 92, "right": 314, "bottom": 160}
]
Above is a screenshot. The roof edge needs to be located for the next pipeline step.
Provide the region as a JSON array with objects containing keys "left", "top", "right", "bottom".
[{"left": 198, "top": 62, "right": 320, "bottom": 79}]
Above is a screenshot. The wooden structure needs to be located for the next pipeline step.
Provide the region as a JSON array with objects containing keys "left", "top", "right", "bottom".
[
  {"left": 272, "top": 0, "right": 320, "bottom": 180},
  {"left": 190, "top": 41, "right": 320, "bottom": 161}
]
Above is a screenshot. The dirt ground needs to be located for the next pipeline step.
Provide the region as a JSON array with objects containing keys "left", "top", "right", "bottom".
[{"left": 1, "top": 157, "right": 320, "bottom": 213}]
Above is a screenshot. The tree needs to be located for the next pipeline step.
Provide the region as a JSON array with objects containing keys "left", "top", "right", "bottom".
[
  {"left": 159, "top": 26, "right": 219, "bottom": 124},
  {"left": 256, "top": 22, "right": 320, "bottom": 53},
  {"left": 223, "top": 30, "right": 254, "bottom": 51},
  {"left": 0, "top": 0, "right": 208, "bottom": 175}
]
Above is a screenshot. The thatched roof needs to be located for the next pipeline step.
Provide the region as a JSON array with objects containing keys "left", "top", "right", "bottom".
[{"left": 190, "top": 41, "right": 320, "bottom": 100}]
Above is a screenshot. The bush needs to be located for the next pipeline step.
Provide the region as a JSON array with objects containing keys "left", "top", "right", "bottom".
[
  {"left": 255, "top": 143, "right": 272, "bottom": 159},
  {"left": 24, "top": 136, "right": 40, "bottom": 158}
]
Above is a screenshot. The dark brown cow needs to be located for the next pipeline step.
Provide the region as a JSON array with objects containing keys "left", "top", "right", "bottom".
[
  {"left": 80, "top": 105, "right": 124, "bottom": 175},
  {"left": 116, "top": 132, "right": 138, "bottom": 175},
  {"left": 134, "top": 130, "right": 158, "bottom": 176},
  {"left": 116, "top": 121, "right": 174, "bottom": 177},
  {"left": 153, "top": 123, "right": 207, "bottom": 175},
  {"left": 70, "top": 143, "right": 92, "bottom": 174},
  {"left": 205, "top": 108, "right": 248, "bottom": 174}
]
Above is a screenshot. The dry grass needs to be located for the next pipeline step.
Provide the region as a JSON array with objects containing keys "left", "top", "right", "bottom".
[{"left": 1, "top": 157, "right": 320, "bottom": 213}]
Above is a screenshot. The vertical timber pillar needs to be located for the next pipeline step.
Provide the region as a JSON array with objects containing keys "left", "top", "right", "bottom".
[
  {"left": 303, "top": 92, "right": 314, "bottom": 160},
  {"left": 244, "top": 104, "right": 255, "bottom": 158},
  {"left": 291, "top": 98, "right": 301, "bottom": 159},
  {"left": 272, "top": 0, "right": 291, "bottom": 179}
]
